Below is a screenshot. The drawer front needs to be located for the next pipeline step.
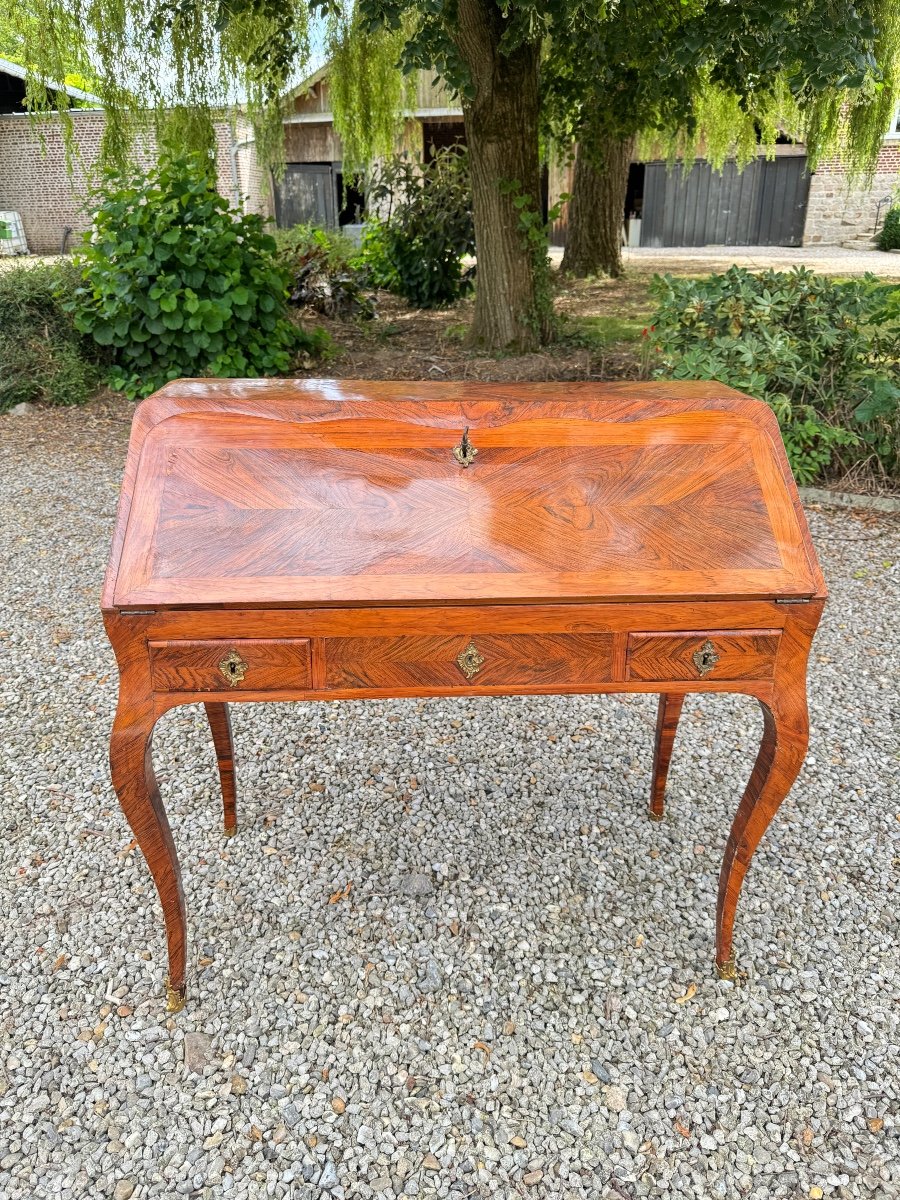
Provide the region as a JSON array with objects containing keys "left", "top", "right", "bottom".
[
  {"left": 150, "top": 639, "right": 312, "bottom": 692},
  {"left": 324, "top": 634, "right": 614, "bottom": 690},
  {"left": 626, "top": 630, "right": 779, "bottom": 682}
]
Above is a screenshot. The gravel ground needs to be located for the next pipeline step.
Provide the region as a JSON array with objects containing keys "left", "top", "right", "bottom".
[
  {"left": 553, "top": 245, "right": 900, "bottom": 278},
  {"left": 1, "top": 398, "right": 898, "bottom": 1200}
]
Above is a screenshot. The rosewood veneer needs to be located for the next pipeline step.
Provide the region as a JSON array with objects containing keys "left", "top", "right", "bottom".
[{"left": 102, "top": 379, "right": 826, "bottom": 1011}]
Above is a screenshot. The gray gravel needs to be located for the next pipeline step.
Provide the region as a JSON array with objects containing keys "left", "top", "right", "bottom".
[{"left": 1, "top": 397, "right": 899, "bottom": 1200}]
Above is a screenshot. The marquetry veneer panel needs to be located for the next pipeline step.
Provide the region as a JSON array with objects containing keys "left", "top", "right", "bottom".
[
  {"left": 323, "top": 633, "right": 615, "bottom": 690},
  {"left": 150, "top": 638, "right": 312, "bottom": 692},
  {"left": 626, "top": 630, "right": 779, "bottom": 682}
]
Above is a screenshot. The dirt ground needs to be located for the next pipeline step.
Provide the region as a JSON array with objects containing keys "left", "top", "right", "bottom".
[{"left": 300, "top": 270, "right": 659, "bottom": 384}]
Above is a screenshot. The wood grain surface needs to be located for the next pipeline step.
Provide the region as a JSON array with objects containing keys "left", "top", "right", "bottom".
[
  {"left": 204, "top": 703, "right": 237, "bottom": 835},
  {"left": 649, "top": 693, "right": 685, "bottom": 820},
  {"left": 626, "top": 630, "right": 780, "bottom": 682},
  {"left": 102, "top": 380, "right": 828, "bottom": 1007},
  {"left": 149, "top": 639, "right": 312, "bottom": 692},
  {"left": 323, "top": 633, "right": 614, "bottom": 690},
  {"left": 107, "top": 381, "right": 820, "bottom": 608}
]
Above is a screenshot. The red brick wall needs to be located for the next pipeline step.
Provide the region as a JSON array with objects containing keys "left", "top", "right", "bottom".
[{"left": 0, "top": 111, "right": 271, "bottom": 255}]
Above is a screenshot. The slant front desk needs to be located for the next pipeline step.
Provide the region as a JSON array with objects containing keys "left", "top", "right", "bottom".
[{"left": 102, "top": 380, "right": 826, "bottom": 1011}]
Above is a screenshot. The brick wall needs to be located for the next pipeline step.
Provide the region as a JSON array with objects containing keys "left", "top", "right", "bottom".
[
  {"left": 0, "top": 111, "right": 106, "bottom": 253},
  {"left": 803, "top": 141, "right": 900, "bottom": 247},
  {"left": 0, "top": 111, "right": 271, "bottom": 255}
]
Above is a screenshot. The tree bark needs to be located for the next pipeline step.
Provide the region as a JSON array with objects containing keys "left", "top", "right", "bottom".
[
  {"left": 562, "top": 134, "right": 635, "bottom": 278},
  {"left": 455, "top": 0, "right": 548, "bottom": 350}
]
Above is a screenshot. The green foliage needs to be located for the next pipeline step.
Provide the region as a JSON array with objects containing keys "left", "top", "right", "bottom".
[
  {"left": 649, "top": 266, "right": 900, "bottom": 484},
  {"left": 362, "top": 148, "right": 475, "bottom": 307},
  {"left": 561, "top": 314, "right": 646, "bottom": 349},
  {"left": 0, "top": 220, "right": 10, "bottom": 240},
  {"left": 543, "top": 0, "right": 900, "bottom": 180},
  {"left": 354, "top": 220, "right": 400, "bottom": 292},
  {"left": 878, "top": 207, "right": 900, "bottom": 250},
  {"left": 326, "top": 6, "right": 414, "bottom": 172},
  {"left": 275, "top": 223, "right": 375, "bottom": 319},
  {"left": 274, "top": 223, "right": 358, "bottom": 273},
  {"left": 70, "top": 153, "right": 321, "bottom": 399},
  {"left": 6, "top": 0, "right": 311, "bottom": 171},
  {"left": 0, "top": 261, "right": 103, "bottom": 410}
]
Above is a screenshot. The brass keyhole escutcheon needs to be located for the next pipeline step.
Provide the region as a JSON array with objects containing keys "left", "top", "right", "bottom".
[
  {"left": 692, "top": 639, "right": 720, "bottom": 677},
  {"left": 452, "top": 427, "right": 478, "bottom": 468},
  {"left": 218, "top": 648, "right": 249, "bottom": 687},
  {"left": 456, "top": 640, "right": 485, "bottom": 680}
]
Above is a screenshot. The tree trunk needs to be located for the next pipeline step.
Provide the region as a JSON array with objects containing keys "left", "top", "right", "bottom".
[
  {"left": 455, "top": 0, "right": 548, "bottom": 350},
  {"left": 562, "top": 135, "right": 635, "bottom": 278}
]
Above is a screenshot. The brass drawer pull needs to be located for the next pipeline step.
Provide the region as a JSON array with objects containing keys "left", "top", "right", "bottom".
[
  {"left": 692, "top": 639, "right": 720, "bottom": 677},
  {"left": 456, "top": 639, "right": 485, "bottom": 679},
  {"left": 218, "top": 648, "right": 249, "bottom": 687}
]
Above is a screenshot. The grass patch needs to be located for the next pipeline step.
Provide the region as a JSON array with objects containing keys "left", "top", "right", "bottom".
[{"left": 561, "top": 313, "right": 648, "bottom": 349}]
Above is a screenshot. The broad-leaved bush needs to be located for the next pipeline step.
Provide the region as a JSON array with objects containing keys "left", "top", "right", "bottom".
[
  {"left": 650, "top": 266, "right": 900, "bottom": 484},
  {"left": 360, "top": 148, "right": 475, "bottom": 308},
  {"left": 71, "top": 153, "right": 321, "bottom": 398}
]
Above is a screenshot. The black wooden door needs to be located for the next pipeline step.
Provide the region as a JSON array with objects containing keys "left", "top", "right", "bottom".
[
  {"left": 641, "top": 156, "right": 810, "bottom": 247},
  {"left": 273, "top": 164, "right": 337, "bottom": 228}
]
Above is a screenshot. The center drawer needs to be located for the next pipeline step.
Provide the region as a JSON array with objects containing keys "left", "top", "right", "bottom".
[
  {"left": 323, "top": 634, "right": 614, "bottom": 690},
  {"left": 150, "top": 638, "right": 312, "bottom": 692}
]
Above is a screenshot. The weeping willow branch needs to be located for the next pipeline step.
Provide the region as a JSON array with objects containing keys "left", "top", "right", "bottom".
[
  {"left": 6, "top": 0, "right": 312, "bottom": 172},
  {"left": 640, "top": 1, "right": 900, "bottom": 183},
  {"left": 326, "top": 3, "right": 414, "bottom": 174}
]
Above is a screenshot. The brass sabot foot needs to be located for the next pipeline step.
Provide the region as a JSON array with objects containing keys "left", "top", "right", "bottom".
[
  {"left": 165, "top": 977, "right": 187, "bottom": 1013},
  {"left": 715, "top": 956, "right": 746, "bottom": 983}
]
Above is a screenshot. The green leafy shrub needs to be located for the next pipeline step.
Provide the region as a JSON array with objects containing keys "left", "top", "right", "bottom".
[
  {"left": 360, "top": 148, "right": 475, "bottom": 307},
  {"left": 71, "top": 152, "right": 324, "bottom": 399},
  {"left": 878, "top": 207, "right": 900, "bottom": 251},
  {"left": 0, "top": 260, "right": 103, "bottom": 410},
  {"left": 353, "top": 220, "right": 400, "bottom": 292},
  {"left": 650, "top": 266, "right": 900, "bottom": 484},
  {"left": 275, "top": 223, "right": 375, "bottom": 320},
  {"left": 274, "top": 223, "right": 357, "bottom": 272}
]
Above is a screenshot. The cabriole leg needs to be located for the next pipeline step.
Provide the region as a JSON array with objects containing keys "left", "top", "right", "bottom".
[
  {"left": 714, "top": 603, "right": 822, "bottom": 980},
  {"left": 204, "top": 702, "right": 237, "bottom": 836},
  {"left": 110, "top": 701, "right": 188, "bottom": 1012},
  {"left": 649, "top": 692, "right": 685, "bottom": 820}
]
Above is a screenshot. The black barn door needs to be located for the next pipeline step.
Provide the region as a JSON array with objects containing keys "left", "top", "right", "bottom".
[
  {"left": 273, "top": 164, "right": 336, "bottom": 228},
  {"left": 641, "top": 156, "right": 810, "bottom": 247}
]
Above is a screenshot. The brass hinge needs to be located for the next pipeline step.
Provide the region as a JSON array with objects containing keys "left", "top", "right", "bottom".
[
  {"left": 121, "top": 609, "right": 156, "bottom": 615},
  {"left": 776, "top": 598, "right": 811, "bottom": 605}
]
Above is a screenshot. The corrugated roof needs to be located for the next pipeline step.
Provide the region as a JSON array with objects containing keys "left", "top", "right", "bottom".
[{"left": 0, "top": 55, "right": 103, "bottom": 106}]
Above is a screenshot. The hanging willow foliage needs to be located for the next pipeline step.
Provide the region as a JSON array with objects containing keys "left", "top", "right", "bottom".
[
  {"left": 8, "top": 0, "right": 900, "bottom": 187},
  {"left": 643, "top": 0, "right": 900, "bottom": 181},
  {"left": 9, "top": 0, "right": 415, "bottom": 181},
  {"left": 639, "top": 77, "right": 803, "bottom": 172},
  {"left": 325, "top": 4, "right": 414, "bottom": 174},
  {"left": 6, "top": 0, "right": 313, "bottom": 171}
]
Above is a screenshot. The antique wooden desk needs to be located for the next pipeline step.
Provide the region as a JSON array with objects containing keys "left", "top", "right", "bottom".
[{"left": 103, "top": 379, "right": 825, "bottom": 1011}]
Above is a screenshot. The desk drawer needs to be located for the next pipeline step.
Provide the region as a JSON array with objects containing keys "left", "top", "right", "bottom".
[
  {"left": 324, "top": 634, "right": 614, "bottom": 690},
  {"left": 626, "top": 630, "right": 779, "bottom": 682},
  {"left": 150, "top": 639, "right": 312, "bottom": 692}
]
